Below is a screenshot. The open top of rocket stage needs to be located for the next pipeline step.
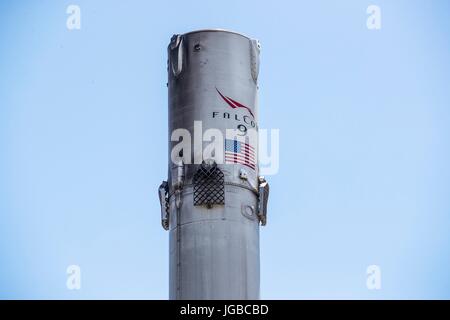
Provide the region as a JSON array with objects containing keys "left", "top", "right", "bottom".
[{"left": 181, "top": 29, "right": 255, "bottom": 41}]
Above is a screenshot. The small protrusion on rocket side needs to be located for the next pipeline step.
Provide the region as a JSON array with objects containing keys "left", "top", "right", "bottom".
[
  {"left": 257, "top": 176, "right": 269, "bottom": 226},
  {"left": 239, "top": 168, "right": 248, "bottom": 180},
  {"left": 172, "top": 160, "right": 185, "bottom": 209},
  {"left": 250, "top": 39, "right": 261, "bottom": 83},
  {"left": 158, "top": 181, "right": 169, "bottom": 230},
  {"left": 169, "top": 34, "right": 184, "bottom": 77}
]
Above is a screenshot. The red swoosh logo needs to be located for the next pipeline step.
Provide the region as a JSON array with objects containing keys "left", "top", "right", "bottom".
[{"left": 216, "top": 88, "right": 254, "bottom": 118}]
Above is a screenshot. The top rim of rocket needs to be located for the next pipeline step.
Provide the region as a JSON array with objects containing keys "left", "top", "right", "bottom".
[{"left": 180, "top": 29, "right": 255, "bottom": 40}]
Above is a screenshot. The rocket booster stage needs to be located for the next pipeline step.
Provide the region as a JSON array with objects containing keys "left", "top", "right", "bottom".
[{"left": 158, "top": 29, "right": 269, "bottom": 300}]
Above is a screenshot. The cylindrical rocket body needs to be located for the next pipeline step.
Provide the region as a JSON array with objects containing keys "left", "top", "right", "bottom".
[{"left": 167, "top": 30, "right": 261, "bottom": 300}]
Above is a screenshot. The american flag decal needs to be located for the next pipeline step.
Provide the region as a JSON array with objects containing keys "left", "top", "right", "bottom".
[{"left": 225, "top": 139, "right": 256, "bottom": 170}]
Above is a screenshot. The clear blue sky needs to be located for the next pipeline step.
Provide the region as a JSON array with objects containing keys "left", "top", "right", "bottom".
[{"left": 1, "top": 0, "right": 449, "bottom": 299}]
